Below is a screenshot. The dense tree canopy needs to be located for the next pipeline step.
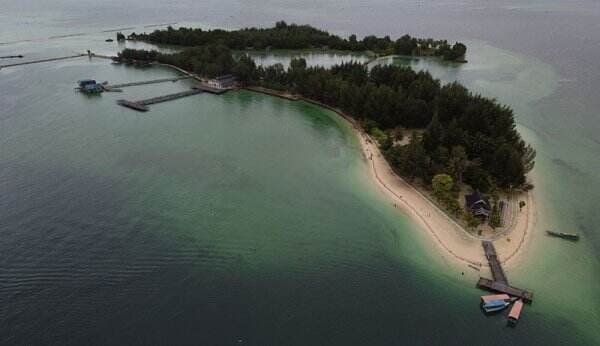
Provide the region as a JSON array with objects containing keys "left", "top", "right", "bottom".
[
  {"left": 119, "top": 45, "right": 234, "bottom": 78},
  {"left": 118, "top": 40, "right": 533, "bottom": 191},
  {"left": 128, "top": 21, "right": 467, "bottom": 61}
]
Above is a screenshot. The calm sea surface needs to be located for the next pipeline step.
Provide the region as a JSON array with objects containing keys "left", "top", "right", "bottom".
[{"left": 1, "top": 1, "right": 599, "bottom": 345}]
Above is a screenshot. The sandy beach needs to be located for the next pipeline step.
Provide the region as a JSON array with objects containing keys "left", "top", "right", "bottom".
[{"left": 354, "top": 125, "right": 535, "bottom": 274}]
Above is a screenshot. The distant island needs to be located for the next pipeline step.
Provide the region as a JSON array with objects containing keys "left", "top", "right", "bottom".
[
  {"left": 118, "top": 22, "right": 535, "bottom": 249},
  {"left": 127, "top": 21, "right": 468, "bottom": 62}
]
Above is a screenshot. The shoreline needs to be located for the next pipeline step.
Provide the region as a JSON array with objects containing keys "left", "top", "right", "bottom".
[
  {"left": 357, "top": 128, "right": 534, "bottom": 272},
  {"left": 242, "top": 86, "right": 534, "bottom": 273}
]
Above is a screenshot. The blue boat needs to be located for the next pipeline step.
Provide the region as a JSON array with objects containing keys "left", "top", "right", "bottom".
[{"left": 481, "top": 299, "right": 510, "bottom": 313}]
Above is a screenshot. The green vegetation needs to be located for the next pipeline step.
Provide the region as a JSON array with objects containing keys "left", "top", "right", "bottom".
[
  {"left": 128, "top": 21, "right": 467, "bottom": 62},
  {"left": 431, "top": 174, "right": 462, "bottom": 217},
  {"left": 463, "top": 211, "right": 481, "bottom": 230},
  {"left": 118, "top": 26, "right": 534, "bottom": 197},
  {"left": 119, "top": 45, "right": 234, "bottom": 77},
  {"left": 116, "top": 32, "right": 126, "bottom": 41},
  {"left": 432, "top": 173, "right": 454, "bottom": 198},
  {"left": 489, "top": 201, "right": 502, "bottom": 229},
  {"left": 369, "top": 127, "right": 389, "bottom": 146}
]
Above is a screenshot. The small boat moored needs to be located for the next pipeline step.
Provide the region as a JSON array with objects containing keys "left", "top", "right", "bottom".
[
  {"left": 546, "top": 230, "right": 580, "bottom": 241},
  {"left": 508, "top": 299, "right": 524, "bottom": 326},
  {"left": 480, "top": 294, "right": 510, "bottom": 304},
  {"left": 481, "top": 299, "right": 511, "bottom": 313}
]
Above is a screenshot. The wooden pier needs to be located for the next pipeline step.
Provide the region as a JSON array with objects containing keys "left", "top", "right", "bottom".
[
  {"left": 105, "top": 76, "right": 191, "bottom": 89},
  {"left": 477, "top": 241, "right": 534, "bottom": 303},
  {"left": 117, "top": 89, "right": 204, "bottom": 112},
  {"left": 0, "top": 54, "right": 85, "bottom": 69},
  {"left": 482, "top": 241, "right": 508, "bottom": 284},
  {"left": 477, "top": 278, "right": 534, "bottom": 303}
]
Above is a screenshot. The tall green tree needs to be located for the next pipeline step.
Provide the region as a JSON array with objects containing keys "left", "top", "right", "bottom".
[{"left": 432, "top": 173, "right": 454, "bottom": 199}]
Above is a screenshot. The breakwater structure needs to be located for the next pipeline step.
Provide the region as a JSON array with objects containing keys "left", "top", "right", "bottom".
[{"left": 477, "top": 241, "right": 534, "bottom": 303}]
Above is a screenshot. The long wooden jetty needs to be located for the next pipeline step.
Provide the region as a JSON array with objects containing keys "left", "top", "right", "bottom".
[
  {"left": 105, "top": 76, "right": 191, "bottom": 89},
  {"left": 117, "top": 83, "right": 230, "bottom": 112},
  {"left": 117, "top": 89, "right": 203, "bottom": 112},
  {"left": 138, "top": 89, "right": 204, "bottom": 106},
  {"left": 0, "top": 54, "right": 85, "bottom": 69},
  {"left": 482, "top": 241, "right": 508, "bottom": 284},
  {"left": 477, "top": 241, "right": 534, "bottom": 303}
]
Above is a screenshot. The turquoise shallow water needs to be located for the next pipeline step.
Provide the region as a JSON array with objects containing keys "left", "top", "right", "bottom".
[
  {"left": 1, "top": 58, "right": 591, "bottom": 345},
  {"left": 1, "top": 1, "right": 600, "bottom": 344}
]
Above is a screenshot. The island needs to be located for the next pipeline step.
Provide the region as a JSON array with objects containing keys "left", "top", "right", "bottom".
[
  {"left": 127, "top": 21, "right": 468, "bottom": 62},
  {"left": 117, "top": 22, "right": 535, "bottom": 269}
]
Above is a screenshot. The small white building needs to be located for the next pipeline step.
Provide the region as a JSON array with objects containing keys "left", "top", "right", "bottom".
[{"left": 208, "top": 74, "right": 236, "bottom": 89}]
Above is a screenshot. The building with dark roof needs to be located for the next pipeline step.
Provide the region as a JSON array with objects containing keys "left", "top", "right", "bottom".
[{"left": 465, "top": 191, "right": 491, "bottom": 218}]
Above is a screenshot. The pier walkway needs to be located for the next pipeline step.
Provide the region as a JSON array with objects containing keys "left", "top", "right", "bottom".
[
  {"left": 477, "top": 278, "right": 534, "bottom": 303},
  {"left": 117, "top": 89, "right": 203, "bottom": 112},
  {"left": 0, "top": 54, "right": 85, "bottom": 69},
  {"left": 105, "top": 76, "right": 191, "bottom": 89},
  {"left": 117, "top": 83, "right": 230, "bottom": 112},
  {"left": 477, "top": 241, "right": 534, "bottom": 303},
  {"left": 482, "top": 241, "right": 508, "bottom": 284}
]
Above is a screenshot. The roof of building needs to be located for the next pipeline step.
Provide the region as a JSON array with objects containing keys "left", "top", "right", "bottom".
[
  {"left": 83, "top": 84, "right": 102, "bottom": 91},
  {"left": 465, "top": 191, "right": 490, "bottom": 210},
  {"left": 78, "top": 79, "right": 97, "bottom": 86},
  {"left": 218, "top": 80, "right": 235, "bottom": 86},
  {"left": 215, "top": 74, "right": 235, "bottom": 81}
]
